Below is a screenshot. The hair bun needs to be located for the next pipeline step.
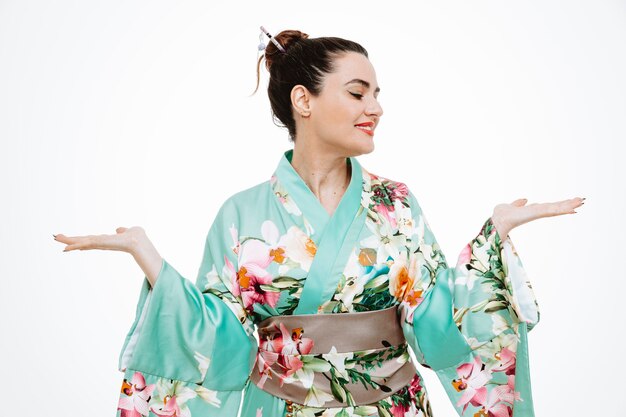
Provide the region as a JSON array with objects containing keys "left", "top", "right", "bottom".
[{"left": 264, "top": 29, "right": 309, "bottom": 71}]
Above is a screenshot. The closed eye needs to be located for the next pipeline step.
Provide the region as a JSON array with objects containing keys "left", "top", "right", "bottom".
[{"left": 349, "top": 92, "right": 363, "bottom": 99}]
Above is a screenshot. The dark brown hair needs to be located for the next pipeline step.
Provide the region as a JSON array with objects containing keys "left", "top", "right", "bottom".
[{"left": 253, "top": 29, "right": 368, "bottom": 141}]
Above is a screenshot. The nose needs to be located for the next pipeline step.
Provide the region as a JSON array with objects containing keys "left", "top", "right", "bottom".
[{"left": 366, "top": 97, "right": 383, "bottom": 118}]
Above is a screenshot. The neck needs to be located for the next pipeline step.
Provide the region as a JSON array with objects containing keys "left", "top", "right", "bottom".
[{"left": 291, "top": 141, "right": 351, "bottom": 214}]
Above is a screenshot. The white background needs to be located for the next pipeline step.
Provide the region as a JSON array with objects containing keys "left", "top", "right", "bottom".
[{"left": 1, "top": 1, "right": 624, "bottom": 416}]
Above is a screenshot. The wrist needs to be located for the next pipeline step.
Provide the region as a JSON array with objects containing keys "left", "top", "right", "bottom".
[
  {"left": 128, "top": 229, "right": 151, "bottom": 256},
  {"left": 129, "top": 233, "right": 163, "bottom": 287},
  {"left": 490, "top": 214, "right": 510, "bottom": 240}
]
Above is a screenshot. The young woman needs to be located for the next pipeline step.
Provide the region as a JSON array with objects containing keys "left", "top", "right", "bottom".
[{"left": 54, "top": 28, "right": 584, "bottom": 417}]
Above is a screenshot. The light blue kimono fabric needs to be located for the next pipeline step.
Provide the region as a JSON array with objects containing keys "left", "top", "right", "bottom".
[{"left": 116, "top": 150, "right": 540, "bottom": 417}]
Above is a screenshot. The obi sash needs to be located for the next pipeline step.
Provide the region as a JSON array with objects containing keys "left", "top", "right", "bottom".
[{"left": 250, "top": 306, "right": 417, "bottom": 407}]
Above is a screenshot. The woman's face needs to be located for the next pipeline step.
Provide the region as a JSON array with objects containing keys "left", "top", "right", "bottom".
[{"left": 304, "top": 52, "right": 383, "bottom": 157}]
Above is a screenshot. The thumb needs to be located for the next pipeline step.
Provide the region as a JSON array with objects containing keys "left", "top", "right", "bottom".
[
  {"left": 511, "top": 198, "right": 528, "bottom": 207},
  {"left": 116, "top": 227, "right": 128, "bottom": 234}
]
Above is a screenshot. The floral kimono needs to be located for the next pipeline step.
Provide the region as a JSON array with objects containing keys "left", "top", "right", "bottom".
[{"left": 117, "top": 150, "right": 539, "bottom": 417}]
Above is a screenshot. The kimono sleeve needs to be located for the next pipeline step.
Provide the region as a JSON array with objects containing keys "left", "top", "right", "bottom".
[
  {"left": 400, "top": 192, "right": 540, "bottom": 417},
  {"left": 116, "top": 200, "right": 256, "bottom": 417}
]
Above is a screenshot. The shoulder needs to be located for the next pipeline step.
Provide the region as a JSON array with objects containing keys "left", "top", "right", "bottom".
[
  {"left": 361, "top": 166, "right": 414, "bottom": 203},
  {"left": 220, "top": 180, "right": 271, "bottom": 212},
  {"left": 363, "top": 167, "right": 409, "bottom": 193},
  {"left": 208, "top": 179, "right": 272, "bottom": 232},
  {"left": 359, "top": 165, "right": 426, "bottom": 219}
]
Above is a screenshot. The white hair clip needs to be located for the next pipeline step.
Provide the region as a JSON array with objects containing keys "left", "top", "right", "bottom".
[{"left": 259, "top": 25, "right": 286, "bottom": 53}]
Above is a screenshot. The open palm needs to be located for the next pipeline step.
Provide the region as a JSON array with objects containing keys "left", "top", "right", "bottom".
[
  {"left": 53, "top": 226, "right": 144, "bottom": 254},
  {"left": 492, "top": 197, "right": 585, "bottom": 238}
]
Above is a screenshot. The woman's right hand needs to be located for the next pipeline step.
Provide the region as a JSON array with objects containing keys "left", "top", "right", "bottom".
[
  {"left": 54, "top": 226, "right": 163, "bottom": 287},
  {"left": 54, "top": 226, "right": 145, "bottom": 254}
]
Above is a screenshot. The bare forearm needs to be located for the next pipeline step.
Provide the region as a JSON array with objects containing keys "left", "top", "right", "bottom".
[{"left": 130, "top": 232, "right": 163, "bottom": 287}]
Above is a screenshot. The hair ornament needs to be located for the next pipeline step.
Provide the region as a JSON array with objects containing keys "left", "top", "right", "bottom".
[{"left": 259, "top": 25, "right": 286, "bottom": 53}]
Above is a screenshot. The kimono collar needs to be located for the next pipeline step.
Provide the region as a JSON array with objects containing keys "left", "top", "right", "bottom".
[{"left": 273, "top": 149, "right": 363, "bottom": 240}]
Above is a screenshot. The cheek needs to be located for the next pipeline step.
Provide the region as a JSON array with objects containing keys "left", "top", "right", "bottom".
[
  {"left": 331, "top": 102, "right": 360, "bottom": 129},
  {"left": 322, "top": 100, "right": 344, "bottom": 121},
  {"left": 315, "top": 102, "right": 345, "bottom": 130},
  {"left": 312, "top": 96, "right": 363, "bottom": 140}
]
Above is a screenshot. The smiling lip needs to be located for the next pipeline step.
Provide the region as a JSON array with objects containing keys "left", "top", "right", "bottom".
[{"left": 355, "top": 122, "right": 375, "bottom": 136}]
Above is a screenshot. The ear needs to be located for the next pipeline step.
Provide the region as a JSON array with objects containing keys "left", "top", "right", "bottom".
[{"left": 290, "top": 85, "right": 311, "bottom": 117}]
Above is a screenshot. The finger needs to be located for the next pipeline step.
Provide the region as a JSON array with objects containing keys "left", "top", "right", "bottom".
[
  {"left": 62, "top": 242, "right": 94, "bottom": 252},
  {"left": 64, "top": 234, "right": 112, "bottom": 250},
  {"left": 511, "top": 198, "right": 528, "bottom": 207},
  {"left": 63, "top": 244, "right": 82, "bottom": 252},
  {"left": 116, "top": 227, "right": 128, "bottom": 234},
  {"left": 54, "top": 232, "right": 110, "bottom": 246},
  {"left": 537, "top": 200, "right": 580, "bottom": 218},
  {"left": 84, "top": 233, "right": 132, "bottom": 251},
  {"left": 53, "top": 234, "right": 78, "bottom": 244},
  {"left": 573, "top": 197, "right": 585, "bottom": 207},
  {"left": 557, "top": 197, "right": 584, "bottom": 212},
  {"left": 59, "top": 238, "right": 98, "bottom": 252}
]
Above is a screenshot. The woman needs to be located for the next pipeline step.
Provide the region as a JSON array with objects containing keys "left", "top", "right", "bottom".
[{"left": 54, "top": 28, "right": 584, "bottom": 417}]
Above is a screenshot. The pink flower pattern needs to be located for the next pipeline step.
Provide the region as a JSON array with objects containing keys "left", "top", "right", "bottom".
[
  {"left": 453, "top": 348, "right": 521, "bottom": 416},
  {"left": 232, "top": 239, "right": 280, "bottom": 311},
  {"left": 454, "top": 356, "right": 493, "bottom": 413},
  {"left": 151, "top": 395, "right": 184, "bottom": 417},
  {"left": 256, "top": 322, "right": 314, "bottom": 388},
  {"left": 117, "top": 372, "right": 155, "bottom": 417},
  {"left": 390, "top": 374, "right": 424, "bottom": 416}
]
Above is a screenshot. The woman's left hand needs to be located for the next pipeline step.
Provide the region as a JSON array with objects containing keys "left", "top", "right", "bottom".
[{"left": 491, "top": 197, "right": 585, "bottom": 239}]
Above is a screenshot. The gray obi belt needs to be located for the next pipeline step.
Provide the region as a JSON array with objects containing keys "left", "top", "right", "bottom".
[{"left": 250, "top": 305, "right": 416, "bottom": 407}]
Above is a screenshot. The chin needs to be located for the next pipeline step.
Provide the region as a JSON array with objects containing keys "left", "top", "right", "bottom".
[
  {"left": 358, "top": 143, "right": 375, "bottom": 156},
  {"left": 348, "top": 137, "right": 375, "bottom": 157},
  {"left": 325, "top": 134, "right": 375, "bottom": 157}
]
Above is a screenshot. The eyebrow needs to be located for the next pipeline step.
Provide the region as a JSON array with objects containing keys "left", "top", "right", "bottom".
[{"left": 344, "top": 78, "right": 381, "bottom": 94}]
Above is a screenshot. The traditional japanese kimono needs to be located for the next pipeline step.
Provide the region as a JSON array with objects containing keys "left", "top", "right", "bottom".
[{"left": 117, "top": 150, "right": 540, "bottom": 417}]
